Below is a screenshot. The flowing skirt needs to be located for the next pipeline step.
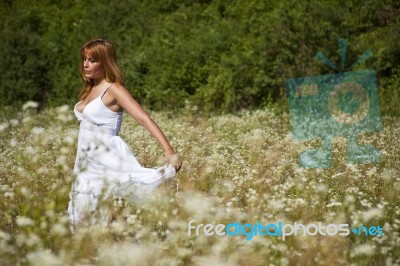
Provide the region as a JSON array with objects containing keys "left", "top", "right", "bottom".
[{"left": 68, "top": 127, "right": 176, "bottom": 227}]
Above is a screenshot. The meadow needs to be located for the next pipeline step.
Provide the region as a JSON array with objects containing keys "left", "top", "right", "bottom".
[{"left": 0, "top": 103, "right": 399, "bottom": 266}]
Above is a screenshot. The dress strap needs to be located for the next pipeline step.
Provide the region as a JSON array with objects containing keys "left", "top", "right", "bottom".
[{"left": 100, "top": 83, "right": 112, "bottom": 99}]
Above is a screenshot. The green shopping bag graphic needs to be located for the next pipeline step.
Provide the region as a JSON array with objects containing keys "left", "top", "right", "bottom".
[{"left": 286, "top": 39, "right": 383, "bottom": 168}]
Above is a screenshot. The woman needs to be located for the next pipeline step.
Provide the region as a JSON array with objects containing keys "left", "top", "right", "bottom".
[{"left": 68, "top": 39, "right": 182, "bottom": 228}]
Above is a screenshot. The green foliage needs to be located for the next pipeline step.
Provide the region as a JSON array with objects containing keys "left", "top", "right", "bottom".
[{"left": 0, "top": 0, "right": 399, "bottom": 114}]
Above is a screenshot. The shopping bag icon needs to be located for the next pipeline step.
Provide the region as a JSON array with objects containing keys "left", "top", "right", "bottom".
[{"left": 286, "top": 39, "right": 383, "bottom": 168}]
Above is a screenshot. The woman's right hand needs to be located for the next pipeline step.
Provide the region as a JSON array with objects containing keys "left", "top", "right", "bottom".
[{"left": 165, "top": 153, "right": 182, "bottom": 172}]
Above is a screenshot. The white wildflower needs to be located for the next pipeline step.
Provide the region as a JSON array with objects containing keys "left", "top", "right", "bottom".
[
  {"left": 351, "top": 244, "right": 375, "bottom": 257},
  {"left": 31, "top": 127, "right": 45, "bottom": 135},
  {"left": 26, "top": 249, "right": 63, "bottom": 266},
  {"left": 19, "top": 187, "right": 31, "bottom": 197},
  {"left": 360, "top": 199, "right": 372, "bottom": 208},
  {"left": 9, "top": 119, "right": 19, "bottom": 126},
  {"left": 22, "top": 116, "right": 32, "bottom": 124},
  {"left": 51, "top": 223, "right": 67, "bottom": 236},
  {"left": 4, "top": 191, "right": 14, "bottom": 198},
  {"left": 22, "top": 101, "right": 39, "bottom": 111},
  {"left": 344, "top": 195, "right": 355, "bottom": 204},
  {"left": 366, "top": 167, "right": 377, "bottom": 176},
  {"left": 37, "top": 166, "right": 48, "bottom": 174},
  {"left": 56, "top": 105, "right": 69, "bottom": 113},
  {"left": 193, "top": 255, "right": 230, "bottom": 266},
  {"left": 280, "top": 257, "right": 290, "bottom": 266},
  {"left": 180, "top": 191, "right": 216, "bottom": 220},
  {"left": 10, "top": 138, "right": 19, "bottom": 147},
  {"left": 56, "top": 155, "right": 67, "bottom": 165},
  {"left": 273, "top": 243, "right": 288, "bottom": 252},
  {"left": 24, "top": 146, "right": 37, "bottom": 156},
  {"left": 361, "top": 208, "right": 383, "bottom": 223},
  {"left": 316, "top": 183, "right": 327, "bottom": 192},
  {"left": 326, "top": 200, "right": 342, "bottom": 208},
  {"left": 25, "top": 233, "right": 41, "bottom": 247},
  {"left": 0, "top": 122, "right": 9, "bottom": 132},
  {"left": 126, "top": 214, "right": 137, "bottom": 225},
  {"left": 394, "top": 182, "right": 400, "bottom": 191},
  {"left": 57, "top": 113, "right": 73, "bottom": 122},
  {"left": 0, "top": 231, "right": 11, "bottom": 241},
  {"left": 16, "top": 216, "right": 34, "bottom": 227},
  {"left": 268, "top": 198, "right": 285, "bottom": 210},
  {"left": 346, "top": 164, "right": 359, "bottom": 173},
  {"left": 60, "top": 147, "right": 70, "bottom": 154},
  {"left": 381, "top": 170, "right": 395, "bottom": 184},
  {"left": 98, "top": 243, "right": 155, "bottom": 266}
]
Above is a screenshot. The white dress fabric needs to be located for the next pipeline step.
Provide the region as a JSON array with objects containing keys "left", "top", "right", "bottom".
[{"left": 68, "top": 84, "right": 176, "bottom": 227}]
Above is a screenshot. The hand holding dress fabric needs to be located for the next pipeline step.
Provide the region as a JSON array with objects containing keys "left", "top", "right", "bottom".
[{"left": 165, "top": 153, "right": 182, "bottom": 172}]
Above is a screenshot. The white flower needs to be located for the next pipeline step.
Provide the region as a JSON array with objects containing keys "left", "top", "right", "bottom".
[
  {"left": 10, "top": 138, "right": 19, "bottom": 147},
  {"left": 0, "top": 122, "right": 9, "bottom": 132},
  {"left": 344, "top": 195, "right": 355, "bottom": 204},
  {"left": 25, "top": 233, "right": 41, "bottom": 247},
  {"left": 361, "top": 208, "right": 383, "bottom": 223},
  {"left": 192, "top": 255, "right": 230, "bottom": 266},
  {"left": 22, "top": 101, "right": 39, "bottom": 111},
  {"left": 51, "top": 223, "right": 67, "bottom": 236},
  {"left": 98, "top": 243, "right": 156, "bottom": 266},
  {"left": 9, "top": 119, "right": 19, "bottom": 126},
  {"left": 16, "top": 216, "right": 34, "bottom": 227},
  {"left": 180, "top": 191, "right": 217, "bottom": 220},
  {"left": 36, "top": 167, "right": 48, "bottom": 174},
  {"left": 19, "top": 187, "right": 31, "bottom": 197},
  {"left": 126, "top": 214, "right": 137, "bottom": 225},
  {"left": 63, "top": 135, "right": 75, "bottom": 145},
  {"left": 351, "top": 244, "right": 375, "bottom": 257},
  {"left": 56, "top": 155, "right": 66, "bottom": 166},
  {"left": 394, "top": 182, "right": 400, "bottom": 191},
  {"left": 22, "top": 116, "right": 32, "bottom": 124},
  {"left": 31, "top": 127, "right": 45, "bottom": 135},
  {"left": 316, "top": 183, "right": 327, "bottom": 192},
  {"left": 57, "top": 113, "right": 74, "bottom": 122},
  {"left": 56, "top": 105, "right": 69, "bottom": 113},
  {"left": 381, "top": 170, "right": 395, "bottom": 184},
  {"left": 0, "top": 231, "right": 11, "bottom": 241},
  {"left": 268, "top": 198, "right": 285, "bottom": 210},
  {"left": 24, "top": 146, "right": 37, "bottom": 156},
  {"left": 326, "top": 200, "right": 342, "bottom": 208},
  {"left": 60, "top": 147, "right": 70, "bottom": 154},
  {"left": 366, "top": 167, "right": 377, "bottom": 176},
  {"left": 26, "top": 250, "right": 63, "bottom": 266}
]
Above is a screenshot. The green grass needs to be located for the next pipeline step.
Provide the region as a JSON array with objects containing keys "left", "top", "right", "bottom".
[{"left": 0, "top": 104, "right": 399, "bottom": 266}]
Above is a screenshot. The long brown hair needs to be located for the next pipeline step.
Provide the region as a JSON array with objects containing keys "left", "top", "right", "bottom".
[{"left": 78, "top": 39, "right": 124, "bottom": 100}]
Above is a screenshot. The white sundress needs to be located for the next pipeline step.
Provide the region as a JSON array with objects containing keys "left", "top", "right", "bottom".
[{"left": 68, "top": 84, "right": 176, "bottom": 227}]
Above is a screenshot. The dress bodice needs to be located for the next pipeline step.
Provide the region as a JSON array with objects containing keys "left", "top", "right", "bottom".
[{"left": 74, "top": 85, "right": 123, "bottom": 135}]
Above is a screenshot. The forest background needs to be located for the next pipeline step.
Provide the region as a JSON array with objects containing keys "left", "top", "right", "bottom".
[
  {"left": 1, "top": 0, "right": 399, "bottom": 115},
  {"left": 1, "top": 1, "right": 400, "bottom": 265}
]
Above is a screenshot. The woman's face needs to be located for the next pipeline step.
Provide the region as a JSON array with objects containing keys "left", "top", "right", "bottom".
[{"left": 82, "top": 51, "right": 105, "bottom": 81}]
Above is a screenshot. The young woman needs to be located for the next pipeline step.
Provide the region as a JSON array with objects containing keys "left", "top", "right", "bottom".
[{"left": 68, "top": 39, "right": 182, "bottom": 228}]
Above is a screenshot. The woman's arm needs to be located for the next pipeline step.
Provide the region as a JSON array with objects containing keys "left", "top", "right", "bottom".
[{"left": 108, "top": 83, "right": 182, "bottom": 171}]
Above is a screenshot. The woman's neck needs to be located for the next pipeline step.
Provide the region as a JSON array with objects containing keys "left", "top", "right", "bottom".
[{"left": 93, "top": 79, "right": 106, "bottom": 87}]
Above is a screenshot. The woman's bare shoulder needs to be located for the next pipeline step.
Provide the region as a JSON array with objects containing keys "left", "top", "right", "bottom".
[
  {"left": 108, "top": 82, "right": 126, "bottom": 91},
  {"left": 108, "top": 83, "right": 136, "bottom": 105},
  {"left": 108, "top": 83, "right": 130, "bottom": 96}
]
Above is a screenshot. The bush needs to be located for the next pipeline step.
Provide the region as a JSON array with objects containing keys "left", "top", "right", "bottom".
[{"left": 0, "top": 0, "right": 399, "bottom": 114}]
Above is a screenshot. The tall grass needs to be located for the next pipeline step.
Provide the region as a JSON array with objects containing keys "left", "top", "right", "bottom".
[{"left": 0, "top": 104, "right": 399, "bottom": 265}]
